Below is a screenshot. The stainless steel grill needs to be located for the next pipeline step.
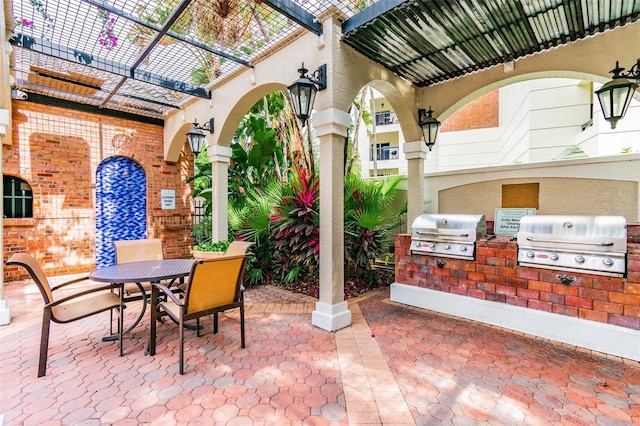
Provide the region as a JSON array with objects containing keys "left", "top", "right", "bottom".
[
  {"left": 517, "top": 215, "right": 627, "bottom": 277},
  {"left": 410, "top": 214, "right": 487, "bottom": 260}
]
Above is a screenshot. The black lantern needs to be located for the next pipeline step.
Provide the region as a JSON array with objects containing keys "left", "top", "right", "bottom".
[
  {"left": 186, "top": 118, "right": 214, "bottom": 155},
  {"left": 287, "top": 63, "right": 327, "bottom": 125},
  {"left": 418, "top": 107, "right": 441, "bottom": 151},
  {"left": 595, "top": 60, "right": 640, "bottom": 129}
]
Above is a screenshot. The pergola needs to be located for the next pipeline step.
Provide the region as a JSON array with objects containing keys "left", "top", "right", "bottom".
[{"left": 2, "top": 0, "right": 639, "bottom": 331}]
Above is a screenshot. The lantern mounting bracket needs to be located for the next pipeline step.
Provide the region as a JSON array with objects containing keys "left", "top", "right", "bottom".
[
  {"left": 298, "top": 63, "right": 327, "bottom": 91},
  {"left": 608, "top": 59, "right": 640, "bottom": 80}
]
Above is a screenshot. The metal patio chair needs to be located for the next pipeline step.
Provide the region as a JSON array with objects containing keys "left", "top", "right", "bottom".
[
  {"left": 149, "top": 254, "right": 250, "bottom": 374},
  {"left": 5, "top": 253, "right": 123, "bottom": 377},
  {"left": 114, "top": 238, "right": 164, "bottom": 298},
  {"left": 223, "top": 241, "right": 255, "bottom": 257}
]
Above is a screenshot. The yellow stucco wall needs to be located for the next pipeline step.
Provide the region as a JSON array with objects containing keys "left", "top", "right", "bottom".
[{"left": 438, "top": 177, "right": 638, "bottom": 222}]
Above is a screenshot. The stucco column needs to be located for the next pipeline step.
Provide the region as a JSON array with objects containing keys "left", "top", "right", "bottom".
[
  {"left": 0, "top": 109, "right": 9, "bottom": 325},
  {"left": 311, "top": 107, "right": 351, "bottom": 332},
  {"left": 1, "top": 4, "right": 12, "bottom": 324},
  {"left": 207, "top": 144, "right": 232, "bottom": 242},
  {"left": 404, "top": 141, "right": 428, "bottom": 232}
]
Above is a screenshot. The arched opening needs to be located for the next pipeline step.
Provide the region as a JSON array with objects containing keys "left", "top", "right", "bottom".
[{"left": 95, "top": 156, "right": 147, "bottom": 268}]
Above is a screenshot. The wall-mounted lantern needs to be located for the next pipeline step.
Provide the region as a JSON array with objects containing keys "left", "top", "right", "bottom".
[
  {"left": 186, "top": 118, "right": 214, "bottom": 155},
  {"left": 287, "top": 63, "right": 327, "bottom": 125}
]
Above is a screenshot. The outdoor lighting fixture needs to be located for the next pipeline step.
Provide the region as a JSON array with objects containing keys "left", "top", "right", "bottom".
[
  {"left": 595, "top": 59, "right": 640, "bottom": 129},
  {"left": 186, "top": 118, "right": 214, "bottom": 155},
  {"left": 418, "top": 107, "right": 441, "bottom": 151},
  {"left": 287, "top": 63, "right": 327, "bottom": 125}
]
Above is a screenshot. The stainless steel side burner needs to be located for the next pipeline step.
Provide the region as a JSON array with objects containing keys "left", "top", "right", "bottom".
[
  {"left": 410, "top": 214, "right": 487, "bottom": 260},
  {"left": 517, "top": 215, "right": 627, "bottom": 277}
]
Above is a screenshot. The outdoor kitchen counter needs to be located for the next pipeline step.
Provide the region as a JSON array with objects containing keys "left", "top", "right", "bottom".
[{"left": 394, "top": 223, "right": 640, "bottom": 331}]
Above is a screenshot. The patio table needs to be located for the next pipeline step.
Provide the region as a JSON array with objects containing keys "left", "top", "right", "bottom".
[{"left": 89, "top": 259, "right": 194, "bottom": 342}]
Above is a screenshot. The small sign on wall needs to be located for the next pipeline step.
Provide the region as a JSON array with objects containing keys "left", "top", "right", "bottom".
[
  {"left": 161, "top": 189, "right": 176, "bottom": 210},
  {"left": 494, "top": 208, "right": 536, "bottom": 235}
]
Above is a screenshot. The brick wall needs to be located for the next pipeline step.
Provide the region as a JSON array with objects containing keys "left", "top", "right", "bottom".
[
  {"left": 3, "top": 101, "right": 196, "bottom": 281},
  {"left": 395, "top": 224, "right": 640, "bottom": 331},
  {"left": 440, "top": 89, "right": 499, "bottom": 132}
]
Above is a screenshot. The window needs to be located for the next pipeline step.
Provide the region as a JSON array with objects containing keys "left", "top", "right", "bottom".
[
  {"left": 375, "top": 111, "right": 397, "bottom": 126},
  {"left": 370, "top": 143, "right": 400, "bottom": 161},
  {"left": 3, "top": 176, "right": 33, "bottom": 218}
]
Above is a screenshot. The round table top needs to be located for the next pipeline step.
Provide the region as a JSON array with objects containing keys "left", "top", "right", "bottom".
[{"left": 89, "top": 259, "right": 195, "bottom": 283}]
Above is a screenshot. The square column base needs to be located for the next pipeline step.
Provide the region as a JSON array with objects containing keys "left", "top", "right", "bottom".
[
  {"left": 0, "top": 299, "right": 11, "bottom": 325},
  {"left": 312, "top": 301, "right": 351, "bottom": 332}
]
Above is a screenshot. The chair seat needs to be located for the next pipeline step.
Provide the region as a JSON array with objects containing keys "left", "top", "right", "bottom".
[
  {"left": 123, "top": 281, "right": 152, "bottom": 295},
  {"left": 53, "top": 292, "right": 121, "bottom": 322},
  {"left": 158, "top": 300, "right": 181, "bottom": 320}
]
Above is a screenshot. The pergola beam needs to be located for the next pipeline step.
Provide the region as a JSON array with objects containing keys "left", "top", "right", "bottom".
[
  {"left": 10, "top": 34, "right": 211, "bottom": 99},
  {"left": 342, "top": 0, "right": 406, "bottom": 34},
  {"left": 261, "top": 0, "right": 323, "bottom": 35}
]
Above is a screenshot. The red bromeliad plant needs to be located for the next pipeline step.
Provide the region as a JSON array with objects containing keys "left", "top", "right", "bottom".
[{"left": 269, "top": 168, "right": 320, "bottom": 283}]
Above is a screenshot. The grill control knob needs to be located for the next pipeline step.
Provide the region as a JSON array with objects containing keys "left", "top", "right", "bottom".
[
  {"left": 429, "top": 243, "right": 436, "bottom": 250},
  {"left": 603, "top": 258, "right": 614, "bottom": 266},
  {"left": 444, "top": 244, "right": 451, "bottom": 250},
  {"left": 550, "top": 253, "right": 559, "bottom": 261},
  {"left": 460, "top": 246, "right": 468, "bottom": 252},
  {"left": 526, "top": 251, "right": 535, "bottom": 258},
  {"left": 575, "top": 255, "right": 585, "bottom": 264}
]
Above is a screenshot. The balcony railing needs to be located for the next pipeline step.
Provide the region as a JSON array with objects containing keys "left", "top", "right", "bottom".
[
  {"left": 370, "top": 146, "right": 400, "bottom": 161},
  {"left": 375, "top": 111, "right": 398, "bottom": 126}
]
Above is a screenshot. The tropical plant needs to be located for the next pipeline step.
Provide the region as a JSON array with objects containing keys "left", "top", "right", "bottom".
[
  {"left": 228, "top": 179, "right": 282, "bottom": 285},
  {"left": 344, "top": 174, "right": 405, "bottom": 281},
  {"left": 345, "top": 87, "right": 373, "bottom": 175},
  {"left": 269, "top": 168, "right": 320, "bottom": 283}
]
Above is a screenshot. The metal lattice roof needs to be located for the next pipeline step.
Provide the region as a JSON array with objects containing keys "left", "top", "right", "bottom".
[
  {"left": 343, "top": 0, "right": 640, "bottom": 87},
  {"left": 10, "top": 0, "right": 363, "bottom": 119},
  {"left": 9, "top": 0, "right": 640, "bottom": 120}
]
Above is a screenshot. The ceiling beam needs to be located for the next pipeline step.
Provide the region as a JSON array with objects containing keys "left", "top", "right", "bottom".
[
  {"left": 342, "top": 0, "right": 406, "bottom": 34},
  {"left": 23, "top": 93, "right": 164, "bottom": 125},
  {"left": 10, "top": 34, "right": 211, "bottom": 99},
  {"left": 260, "top": 0, "right": 323, "bottom": 35}
]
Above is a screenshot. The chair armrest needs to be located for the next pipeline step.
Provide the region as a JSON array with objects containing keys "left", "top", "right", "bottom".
[
  {"left": 51, "top": 276, "right": 92, "bottom": 291},
  {"left": 46, "top": 283, "right": 122, "bottom": 308},
  {"left": 152, "top": 283, "right": 183, "bottom": 306}
]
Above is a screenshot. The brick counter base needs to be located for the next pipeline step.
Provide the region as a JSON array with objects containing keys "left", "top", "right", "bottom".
[{"left": 393, "top": 227, "right": 640, "bottom": 360}]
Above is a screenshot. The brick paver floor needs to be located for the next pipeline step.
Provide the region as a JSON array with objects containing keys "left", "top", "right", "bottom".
[{"left": 1, "top": 277, "right": 639, "bottom": 425}]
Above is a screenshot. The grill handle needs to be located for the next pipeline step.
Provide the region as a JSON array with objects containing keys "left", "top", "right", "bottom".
[
  {"left": 525, "top": 236, "right": 614, "bottom": 246},
  {"left": 417, "top": 230, "right": 470, "bottom": 237}
]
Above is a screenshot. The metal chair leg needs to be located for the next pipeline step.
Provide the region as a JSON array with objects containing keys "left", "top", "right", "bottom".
[{"left": 38, "top": 309, "right": 52, "bottom": 378}]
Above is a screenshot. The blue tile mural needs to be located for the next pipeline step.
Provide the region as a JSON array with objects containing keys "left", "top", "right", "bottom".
[{"left": 95, "top": 156, "right": 147, "bottom": 268}]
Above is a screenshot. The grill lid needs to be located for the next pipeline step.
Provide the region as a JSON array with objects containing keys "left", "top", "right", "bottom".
[
  {"left": 517, "top": 215, "right": 627, "bottom": 253},
  {"left": 517, "top": 215, "right": 627, "bottom": 277},
  {"left": 410, "top": 214, "right": 487, "bottom": 260},
  {"left": 411, "top": 214, "right": 487, "bottom": 242}
]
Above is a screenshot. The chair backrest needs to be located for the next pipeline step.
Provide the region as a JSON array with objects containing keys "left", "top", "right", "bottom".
[
  {"left": 184, "top": 255, "right": 249, "bottom": 315},
  {"left": 114, "top": 239, "right": 164, "bottom": 264},
  {"left": 223, "top": 241, "right": 255, "bottom": 257},
  {"left": 6, "top": 253, "right": 54, "bottom": 304}
]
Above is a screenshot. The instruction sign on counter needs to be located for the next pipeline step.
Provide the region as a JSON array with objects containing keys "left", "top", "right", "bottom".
[{"left": 494, "top": 208, "right": 536, "bottom": 235}]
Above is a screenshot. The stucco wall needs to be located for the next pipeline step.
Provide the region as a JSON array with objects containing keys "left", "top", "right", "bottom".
[
  {"left": 438, "top": 177, "right": 638, "bottom": 222},
  {"left": 421, "top": 154, "right": 640, "bottom": 223}
]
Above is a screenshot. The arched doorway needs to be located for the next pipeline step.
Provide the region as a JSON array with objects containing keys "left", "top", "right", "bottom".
[{"left": 95, "top": 156, "right": 147, "bottom": 268}]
